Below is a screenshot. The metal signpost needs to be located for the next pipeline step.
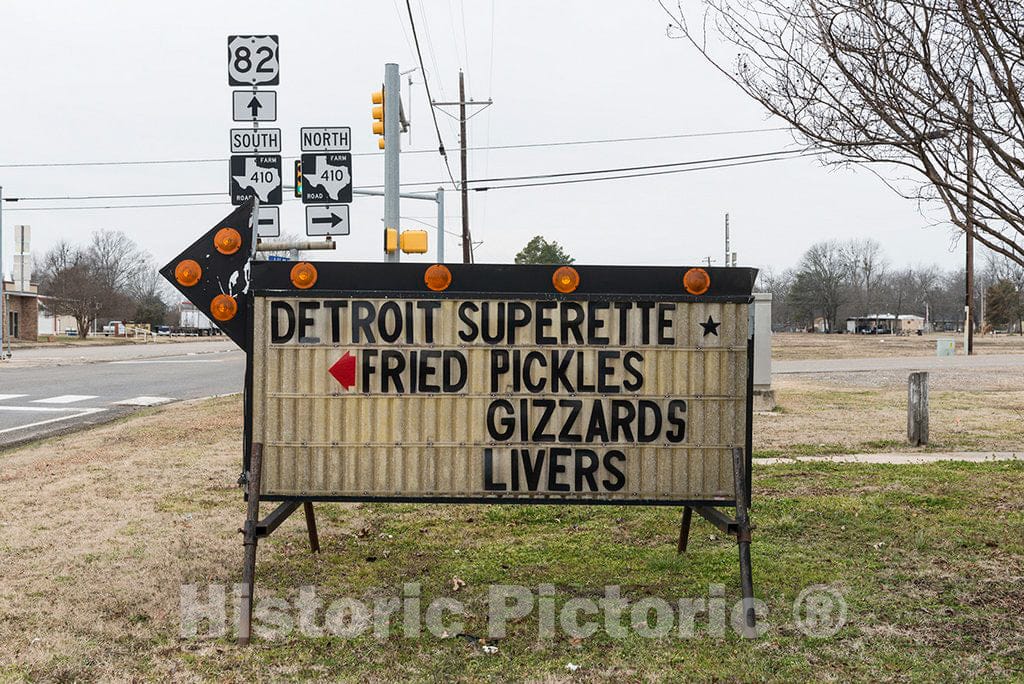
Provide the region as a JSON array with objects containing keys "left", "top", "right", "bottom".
[
  {"left": 228, "top": 35, "right": 280, "bottom": 242},
  {"left": 161, "top": 201, "right": 759, "bottom": 645}
]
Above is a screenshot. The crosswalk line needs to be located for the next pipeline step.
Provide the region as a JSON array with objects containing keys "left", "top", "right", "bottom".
[
  {"left": 0, "top": 394, "right": 28, "bottom": 401},
  {"left": 114, "top": 396, "right": 174, "bottom": 407},
  {"left": 32, "top": 395, "right": 99, "bottom": 404}
]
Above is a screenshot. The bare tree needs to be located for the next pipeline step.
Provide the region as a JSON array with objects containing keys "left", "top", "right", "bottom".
[
  {"left": 36, "top": 231, "right": 166, "bottom": 337},
  {"left": 661, "top": 0, "right": 1024, "bottom": 266},
  {"left": 791, "top": 240, "right": 850, "bottom": 330},
  {"left": 35, "top": 242, "right": 104, "bottom": 339},
  {"left": 844, "top": 238, "right": 888, "bottom": 316}
]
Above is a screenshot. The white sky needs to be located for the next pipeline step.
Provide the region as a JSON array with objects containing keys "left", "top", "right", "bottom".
[{"left": 0, "top": 0, "right": 969, "bottom": 278}]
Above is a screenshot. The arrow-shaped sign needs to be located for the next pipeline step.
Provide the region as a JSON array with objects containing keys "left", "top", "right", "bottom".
[
  {"left": 329, "top": 352, "right": 356, "bottom": 390},
  {"left": 247, "top": 96, "right": 262, "bottom": 118},
  {"left": 158, "top": 200, "right": 256, "bottom": 350}
]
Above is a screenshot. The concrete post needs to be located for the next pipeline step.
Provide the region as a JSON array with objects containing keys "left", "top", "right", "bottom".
[{"left": 752, "top": 293, "right": 774, "bottom": 411}]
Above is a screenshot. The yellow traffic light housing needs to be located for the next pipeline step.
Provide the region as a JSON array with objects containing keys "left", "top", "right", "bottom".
[
  {"left": 384, "top": 227, "right": 398, "bottom": 254},
  {"left": 400, "top": 230, "right": 428, "bottom": 254},
  {"left": 372, "top": 87, "right": 385, "bottom": 149}
]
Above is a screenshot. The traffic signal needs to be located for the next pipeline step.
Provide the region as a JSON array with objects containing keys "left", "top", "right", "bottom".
[
  {"left": 372, "top": 87, "right": 385, "bottom": 150},
  {"left": 384, "top": 227, "right": 398, "bottom": 254},
  {"left": 294, "top": 160, "right": 303, "bottom": 197},
  {"left": 399, "top": 230, "right": 428, "bottom": 254}
]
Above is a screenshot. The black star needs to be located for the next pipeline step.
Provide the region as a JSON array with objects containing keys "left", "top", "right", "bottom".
[{"left": 700, "top": 315, "right": 720, "bottom": 336}]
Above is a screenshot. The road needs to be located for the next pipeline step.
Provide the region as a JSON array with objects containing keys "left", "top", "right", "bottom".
[
  {"left": 772, "top": 352, "right": 1024, "bottom": 374},
  {"left": 0, "top": 341, "right": 244, "bottom": 449}
]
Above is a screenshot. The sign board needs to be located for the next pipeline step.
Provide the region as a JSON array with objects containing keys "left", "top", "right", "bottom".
[
  {"left": 230, "top": 154, "right": 282, "bottom": 206},
  {"left": 300, "top": 153, "right": 352, "bottom": 204},
  {"left": 228, "top": 35, "right": 280, "bottom": 86},
  {"left": 300, "top": 127, "right": 352, "bottom": 152},
  {"left": 231, "top": 127, "right": 282, "bottom": 153},
  {"left": 305, "top": 205, "right": 350, "bottom": 237},
  {"left": 245, "top": 263, "right": 755, "bottom": 504},
  {"left": 257, "top": 207, "right": 280, "bottom": 238},
  {"left": 232, "top": 91, "right": 277, "bottom": 122}
]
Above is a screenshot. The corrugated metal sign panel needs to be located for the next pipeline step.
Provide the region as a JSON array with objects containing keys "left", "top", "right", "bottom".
[{"left": 252, "top": 296, "right": 749, "bottom": 503}]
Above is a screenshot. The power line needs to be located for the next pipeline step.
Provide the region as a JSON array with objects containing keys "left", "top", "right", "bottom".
[
  {"left": 7, "top": 148, "right": 813, "bottom": 201},
  {"left": 4, "top": 151, "right": 817, "bottom": 211},
  {"left": 12, "top": 191, "right": 224, "bottom": 201},
  {"left": 472, "top": 152, "right": 817, "bottom": 191},
  {"left": 406, "top": 0, "right": 459, "bottom": 188},
  {"left": 4, "top": 200, "right": 231, "bottom": 212},
  {"left": 0, "top": 127, "right": 790, "bottom": 169},
  {"left": 468, "top": 149, "right": 806, "bottom": 185}
]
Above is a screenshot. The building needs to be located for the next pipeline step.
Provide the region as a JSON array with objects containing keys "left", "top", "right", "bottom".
[
  {"left": 845, "top": 313, "right": 926, "bottom": 335},
  {"left": 2, "top": 277, "right": 39, "bottom": 341},
  {"left": 2, "top": 225, "right": 39, "bottom": 342},
  {"left": 37, "top": 295, "right": 84, "bottom": 337}
]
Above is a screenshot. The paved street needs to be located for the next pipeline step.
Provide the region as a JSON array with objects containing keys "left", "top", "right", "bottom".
[
  {"left": 0, "top": 343, "right": 244, "bottom": 449},
  {"left": 773, "top": 352, "right": 1024, "bottom": 374}
]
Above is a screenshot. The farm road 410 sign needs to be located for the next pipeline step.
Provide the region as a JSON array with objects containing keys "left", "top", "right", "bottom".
[{"left": 251, "top": 290, "right": 752, "bottom": 503}]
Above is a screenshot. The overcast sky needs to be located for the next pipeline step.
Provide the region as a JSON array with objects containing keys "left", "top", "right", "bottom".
[{"left": 0, "top": 1, "right": 971, "bottom": 280}]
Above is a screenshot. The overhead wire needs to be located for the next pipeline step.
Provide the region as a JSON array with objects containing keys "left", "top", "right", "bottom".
[
  {"left": 472, "top": 152, "right": 818, "bottom": 191},
  {"left": 0, "top": 127, "right": 792, "bottom": 169},
  {"left": 5, "top": 150, "right": 817, "bottom": 210},
  {"left": 405, "top": 0, "right": 460, "bottom": 188}
]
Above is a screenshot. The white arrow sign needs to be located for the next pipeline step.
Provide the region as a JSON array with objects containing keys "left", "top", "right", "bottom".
[{"left": 305, "top": 205, "right": 350, "bottom": 237}]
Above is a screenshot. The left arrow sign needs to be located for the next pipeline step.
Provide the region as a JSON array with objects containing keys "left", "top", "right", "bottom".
[{"left": 158, "top": 199, "right": 257, "bottom": 350}]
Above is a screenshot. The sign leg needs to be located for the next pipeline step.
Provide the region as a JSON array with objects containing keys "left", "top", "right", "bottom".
[
  {"left": 238, "top": 443, "right": 264, "bottom": 647},
  {"left": 676, "top": 506, "right": 693, "bottom": 554},
  {"left": 731, "top": 447, "right": 756, "bottom": 638},
  {"left": 303, "top": 501, "right": 320, "bottom": 553}
]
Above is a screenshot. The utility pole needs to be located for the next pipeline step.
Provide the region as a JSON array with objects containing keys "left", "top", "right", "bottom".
[
  {"left": 459, "top": 71, "right": 470, "bottom": 264},
  {"left": 384, "top": 63, "right": 401, "bottom": 264},
  {"left": 724, "top": 213, "right": 730, "bottom": 266},
  {"left": 431, "top": 72, "right": 492, "bottom": 264},
  {"left": 0, "top": 185, "right": 5, "bottom": 359},
  {"left": 966, "top": 83, "right": 975, "bottom": 355}
]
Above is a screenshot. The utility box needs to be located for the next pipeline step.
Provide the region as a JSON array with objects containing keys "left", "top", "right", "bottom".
[{"left": 751, "top": 293, "right": 775, "bottom": 411}]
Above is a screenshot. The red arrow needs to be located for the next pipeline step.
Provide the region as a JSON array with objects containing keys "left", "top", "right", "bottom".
[{"left": 329, "top": 351, "right": 356, "bottom": 390}]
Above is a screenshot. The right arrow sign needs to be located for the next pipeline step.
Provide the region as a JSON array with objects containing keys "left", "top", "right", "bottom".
[{"left": 305, "top": 205, "right": 350, "bottom": 237}]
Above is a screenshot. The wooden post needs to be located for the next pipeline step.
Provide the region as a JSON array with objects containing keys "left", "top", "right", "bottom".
[
  {"left": 731, "top": 447, "right": 756, "bottom": 638},
  {"left": 676, "top": 506, "right": 693, "bottom": 554},
  {"left": 908, "top": 372, "right": 929, "bottom": 446},
  {"left": 238, "top": 443, "right": 263, "bottom": 647}
]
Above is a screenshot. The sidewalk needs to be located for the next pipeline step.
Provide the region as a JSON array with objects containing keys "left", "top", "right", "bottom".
[{"left": 757, "top": 451, "right": 1022, "bottom": 465}]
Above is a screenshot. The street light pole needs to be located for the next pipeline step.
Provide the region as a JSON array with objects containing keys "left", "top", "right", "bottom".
[{"left": 0, "top": 185, "right": 5, "bottom": 358}]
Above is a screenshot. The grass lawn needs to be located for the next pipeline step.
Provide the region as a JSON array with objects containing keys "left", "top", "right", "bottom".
[
  {"left": 755, "top": 380, "right": 1024, "bottom": 457},
  {"left": 0, "top": 398, "right": 1021, "bottom": 681}
]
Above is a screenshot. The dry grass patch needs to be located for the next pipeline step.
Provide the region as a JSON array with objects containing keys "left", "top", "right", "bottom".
[{"left": 755, "top": 379, "right": 1024, "bottom": 456}]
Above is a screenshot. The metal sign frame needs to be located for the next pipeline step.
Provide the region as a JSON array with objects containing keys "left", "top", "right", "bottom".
[{"left": 241, "top": 260, "right": 756, "bottom": 506}]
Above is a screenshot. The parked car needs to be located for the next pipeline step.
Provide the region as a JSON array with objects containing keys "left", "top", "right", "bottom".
[{"left": 156, "top": 326, "right": 171, "bottom": 336}]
